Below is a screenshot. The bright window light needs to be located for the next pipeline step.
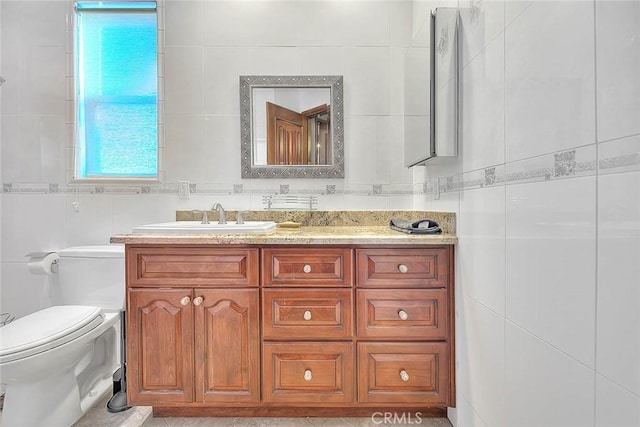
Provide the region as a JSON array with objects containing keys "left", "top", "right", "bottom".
[{"left": 74, "top": 1, "right": 158, "bottom": 180}]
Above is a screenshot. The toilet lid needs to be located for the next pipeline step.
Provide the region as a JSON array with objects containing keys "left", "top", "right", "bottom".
[{"left": 0, "top": 305, "right": 105, "bottom": 363}]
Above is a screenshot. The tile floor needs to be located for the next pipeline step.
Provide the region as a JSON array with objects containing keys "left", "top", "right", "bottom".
[
  {"left": 72, "top": 392, "right": 152, "bottom": 427},
  {"left": 74, "top": 394, "right": 451, "bottom": 427},
  {"left": 143, "top": 417, "right": 452, "bottom": 427},
  {"left": 1, "top": 392, "right": 452, "bottom": 427}
]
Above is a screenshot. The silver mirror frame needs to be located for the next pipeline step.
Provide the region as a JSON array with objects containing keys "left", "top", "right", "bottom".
[{"left": 240, "top": 75, "right": 344, "bottom": 179}]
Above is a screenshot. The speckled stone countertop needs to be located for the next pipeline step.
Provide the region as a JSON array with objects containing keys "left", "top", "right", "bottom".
[
  {"left": 110, "top": 211, "right": 457, "bottom": 245},
  {"left": 175, "top": 210, "right": 456, "bottom": 232}
]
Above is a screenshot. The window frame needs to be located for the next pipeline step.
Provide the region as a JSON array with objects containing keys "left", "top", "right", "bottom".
[{"left": 71, "top": 0, "right": 162, "bottom": 184}]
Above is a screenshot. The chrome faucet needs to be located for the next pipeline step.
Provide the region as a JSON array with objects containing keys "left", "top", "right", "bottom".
[{"left": 211, "top": 203, "right": 226, "bottom": 224}]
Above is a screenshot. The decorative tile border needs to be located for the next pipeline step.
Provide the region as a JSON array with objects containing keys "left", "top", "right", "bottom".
[
  {"left": 600, "top": 153, "right": 640, "bottom": 173},
  {"left": 505, "top": 145, "right": 597, "bottom": 185},
  {"left": 3, "top": 140, "right": 637, "bottom": 197},
  {"left": 554, "top": 150, "right": 579, "bottom": 177},
  {"left": 416, "top": 140, "right": 638, "bottom": 193},
  {"left": 458, "top": 164, "right": 506, "bottom": 191},
  {"left": 0, "top": 181, "right": 415, "bottom": 197},
  {"left": 598, "top": 134, "right": 640, "bottom": 175}
]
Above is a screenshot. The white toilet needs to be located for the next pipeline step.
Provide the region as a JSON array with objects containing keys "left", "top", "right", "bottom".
[{"left": 0, "top": 245, "right": 125, "bottom": 427}]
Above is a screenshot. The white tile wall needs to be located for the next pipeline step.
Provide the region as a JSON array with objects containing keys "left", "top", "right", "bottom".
[
  {"left": 204, "top": 115, "right": 243, "bottom": 184},
  {"left": 456, "top": 295, "right": 506, "bottom": 427},
  {"left": 597, "top": 171, "right": 640, "bottom": 396},
  {"left": 203, "top": 47, "right": 251, "bottom": 114},
  {"left": 164, "top": 46, "right": 204, "bottom": 115},
  {"left": 506, "top": 177, "right": 597, "bottom": 367},
  {"left": 595, "top": 374, "right": 640, "bottom": 427},
  {"left": 0, "top": 0, "right": 419, "bottom": 323},
  {"left": 505, "top": 322, "right": 595, "bottom": 427},
  {"left": 460, "top": 33, "right": 505, "bottom": 173},
  {"left": 458, "top": 185, "right": 505, "bottom": 315},
  {"left": 595, "top": 0, "right": 640, "bottom": 142},
  {"left": 164, "top": 0, "right": 203, "bottom": 47},
  {"left": 419, "top": 0, "right": 640, "bottom": 426},
  {"left": 504, "top": 0, "right": 596, "bottom": 162},
  {"left": 447, "top": 395, "right": 489, "bottom": 427},
  {"left": 2, "top": 1, "right": 639, "bottom": 426},
  {"left": 458, "top": 0, "right": 505, "bottom": 67}
]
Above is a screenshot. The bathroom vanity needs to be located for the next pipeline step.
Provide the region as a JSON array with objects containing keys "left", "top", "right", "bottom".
[{"left": 113, "top": 219, "right": 456, "bottom": 418}]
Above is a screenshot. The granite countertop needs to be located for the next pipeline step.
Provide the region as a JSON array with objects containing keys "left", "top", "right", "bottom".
[
  {"left": 110, "top": 225, "right": 457, "bottom": 245},
  {"left": 110, "top": 210, "right": 457, "bottom": 245}
]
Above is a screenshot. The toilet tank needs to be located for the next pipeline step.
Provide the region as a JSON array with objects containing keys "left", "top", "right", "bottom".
[{"left": 53, "top": 244, "right": 125, "bottom": 311}]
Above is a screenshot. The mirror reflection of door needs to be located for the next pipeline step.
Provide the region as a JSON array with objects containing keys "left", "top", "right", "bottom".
[
  {"left": 266, "top": 102, "right": 331, "bottom": 165},
  {"left": 266, "top": 102, "right": 308, "bottom": 165}
]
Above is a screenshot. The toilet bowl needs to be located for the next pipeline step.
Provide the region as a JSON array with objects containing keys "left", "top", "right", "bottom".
[{"left": 0, "top": 245, "right": 125, "bottom": 427}]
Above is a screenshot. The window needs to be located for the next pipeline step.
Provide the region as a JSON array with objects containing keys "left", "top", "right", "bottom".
[{"left": 74, "top": 1, "right": 158, "bottom": 180}]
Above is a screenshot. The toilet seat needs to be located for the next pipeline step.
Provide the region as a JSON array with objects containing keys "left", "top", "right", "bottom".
[{"left": 0, "top": 305, "right": 105, "bottom": 364}]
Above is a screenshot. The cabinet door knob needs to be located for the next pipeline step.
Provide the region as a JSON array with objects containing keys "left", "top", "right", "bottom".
[
  {"left": 303, "top": 310, "right": 312, "bottom": 320},
  {"left": 398, "top": 309, "right": 409, "bottom": 320},
  {"left": 399, "top": 369, "right": 410, "bottom": 382},
  {"left": 303, "top": 264, "right": 312, "bottom": 273},
  {"left": 304, "top": 369, "right": 313, "bottom": 381},
  {"left": 193, "top": 296, "right": 204, "bottom": 306},
  {"left": 180, "top": 296, "right": 191, "bottom": 306},
  {"left": 398, "top": 264, "right": 409, "bottom": 273}
]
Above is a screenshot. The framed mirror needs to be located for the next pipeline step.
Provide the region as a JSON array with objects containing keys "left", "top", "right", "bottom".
[{"left": 240, "top": 75, "right": 344, "bottom": 179}]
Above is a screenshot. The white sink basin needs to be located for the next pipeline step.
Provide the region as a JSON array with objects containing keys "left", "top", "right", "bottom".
[{"left": 132, "top": 221, "right": 277, "bottom": 234}]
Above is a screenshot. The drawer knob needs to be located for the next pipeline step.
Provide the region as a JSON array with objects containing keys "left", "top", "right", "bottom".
[
  {"left": 399, "top": 369, "right": 410, "bottom": 382},
  {"left": 304, "top": 369, "right": 313, "bottom": 381},
  {"left": 398, "top": 264, "right": 409, "bottom": 274},
  {"left": 193, "top": 296, "right": 204, "bottom": 306},
  {"left": 303, "top": 264, "right": 312, "bottom": 273},
  {"left": 180, "top": 296, "right": 191, "bottom": 306},
  {"left": 398, "top": 309, "right": 409, "bottom": 320},
  {"left": 303, "top": 310, "right": 312, "bottom": 320}
]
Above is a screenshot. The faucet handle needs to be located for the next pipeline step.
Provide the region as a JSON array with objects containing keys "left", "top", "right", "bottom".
[
  {"left": 192, "top": 209, "right": 209, "bottom": 224},
  {"left": 236, "top": 210, "right": 250, "bottom": 224}
]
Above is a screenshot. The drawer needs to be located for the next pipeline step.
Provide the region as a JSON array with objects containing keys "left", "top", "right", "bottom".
[
  {"left": 356, "top": 248, "right": 450, "bottom": 288},
  {"left": 127, "top": 246, "right": 259, "bottom": 287},
  {"left": 263, "top": 342, "right": 354, "bottom": 403},
  {"left": 263, "top": 248, "right": 353, "bottom": 287},
  {"left": 357, "top": 289, "right": 447, "bottom": 340},
  {"left": 357, "top": 342, "right": 449, "bottom": 405},
  {"left": 263, "top": 289, "right": 353, "bottom": 339}
]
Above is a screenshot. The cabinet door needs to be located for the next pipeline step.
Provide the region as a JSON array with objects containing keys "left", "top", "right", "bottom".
[
  {"left": 127, "top": 289, "right": 194, "bottom": 405},
  {"left": 194, "top": 289, "right": 260, "bottom": 403}
]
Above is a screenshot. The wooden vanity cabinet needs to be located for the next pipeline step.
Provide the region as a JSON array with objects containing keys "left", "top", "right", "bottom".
[
  {"left": 126, "top": 246, "right": 260, "bottom": 405},
  {"left": 125, "top": 243, "right": 455, "bottom": 415},
  {"left": 355, "top": 247, "right": 454, "bottom": 406},
  {"left": 261, "top": 247, "right": 355, "bottom": 403}
]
